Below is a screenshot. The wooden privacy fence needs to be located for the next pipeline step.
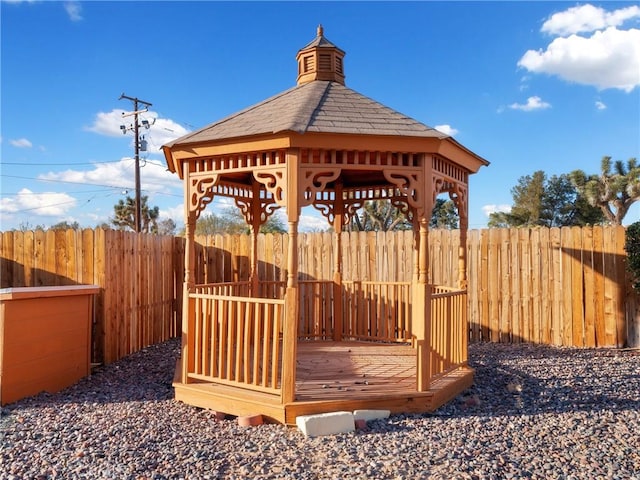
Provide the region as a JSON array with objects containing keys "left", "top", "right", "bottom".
[
  {"left": 184, "top": 226, "right": 633, "bottom": 348},
  {"left": 0, "top": 225, "right": 633, "bottom": 364},
  {"left": 466, "top": 226, "right": 630, "bottom": 347},
  {"left": 0, "top": 229, "right": 183, "bottom": 364}
]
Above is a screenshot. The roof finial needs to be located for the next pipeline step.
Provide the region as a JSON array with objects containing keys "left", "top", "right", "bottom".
[{"left": 317, "top": 24, "right": 323, "bottom": 37}]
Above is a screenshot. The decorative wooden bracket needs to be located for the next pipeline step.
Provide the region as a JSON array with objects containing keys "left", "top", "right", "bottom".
[
  {"left": 343, "top": 196, "right": 365, "bottom": 225},
  {"left": 234, "top": 196, "right": 280, "bottom": 226},
  {"left": 448, "top": 183, "right": 468, "bottom": 219},
  {"left": 189, "top": 173, "right": 220, "bottom": 219},
  {"left": 391, "top": 195, "right": 416, "bottom": 223},
  {"left": 300, "top": 167, "right": 341, "bottom": 207},
  {"left": 313, "top": 191, "right": 366, "bottom": 226},
  {"left": 432, "top": 173, "right": 467, "bottom": 219},
  {"left": 254, "top": 169, "right": 286, "bottom": 207},
  {"left": 383, "top": 169, "right": 425, "bottom": 219}
]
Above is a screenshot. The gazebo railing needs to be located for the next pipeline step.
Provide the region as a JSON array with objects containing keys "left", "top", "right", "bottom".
[
  {"left": 298, "top": 280, "right": 335, "bottom": 338},
  {"left": 428, "top": 286, "right": 468, "bottom": 380},
  {"left": 196, "top": 281, "right": 251, "bottom": 297},
  {"left": 185, "top": 281, "right": 467, "bottom": 393},
  {"left": 342, "top": 281, "right": 412, "bottom": 342},
  {"left": 294, "top": 280, "right": 412, "bottom": 342},
  {"left": 187, "top": 285, "right": 284, "bottom": 395}
]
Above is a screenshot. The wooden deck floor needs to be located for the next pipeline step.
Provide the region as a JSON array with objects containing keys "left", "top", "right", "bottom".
[
  {"left": 174, "top": 340, "right": 474, "bottom": 425},
  {"left": 295, "top": 341, "right": 417, "bottom": 400}
]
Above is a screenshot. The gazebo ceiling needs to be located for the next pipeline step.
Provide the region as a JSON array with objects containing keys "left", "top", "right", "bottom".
[
  {"left": 163, "top": 26, "right": 488, "bottom": 178},
  {"left": 218, "top": 167, "right": 390, "bottom": 191}
]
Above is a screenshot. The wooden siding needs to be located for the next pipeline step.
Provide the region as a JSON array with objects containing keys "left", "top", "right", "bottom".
[
  {"left": 0, "top": 225, "right": 633, "bottom": 364},
  {"left": 0, "top": 286, "right": 98, "bottom": 405}
]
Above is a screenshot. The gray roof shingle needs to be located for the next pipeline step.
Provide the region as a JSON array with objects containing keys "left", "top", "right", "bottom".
[{"left": 163, "top": 81, "right": 447, "bottom": 148}]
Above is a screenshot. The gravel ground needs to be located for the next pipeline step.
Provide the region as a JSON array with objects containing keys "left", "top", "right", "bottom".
[{"left": 1, "top": 338, "right": 639, "bottom": 480}]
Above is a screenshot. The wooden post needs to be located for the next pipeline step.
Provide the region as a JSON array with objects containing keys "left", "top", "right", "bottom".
[
  {"left": 333, "top": 182, "right": 344, "bottom": 341},
  {"left": 415, "top": 217, "right": 430, "bottom": 391},
  {"left": 458, "top": 194, "right": 469, "bottom": 291},
  {"left": 182, "top": 164, "right": 196, "bottom": 384},
  {"left": 458, "top": 201, "right": 469, "bottom": 363},
  {"left": 250, "top": 181, "right": 261, "bottom": 297},
  {"left": 281, "top": 149, "right": 300, "bottom": 404}
]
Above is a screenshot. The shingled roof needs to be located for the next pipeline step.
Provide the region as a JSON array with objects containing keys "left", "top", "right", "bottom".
[{"left": 163, "top": 80, "right": 448, "bottom": 148}]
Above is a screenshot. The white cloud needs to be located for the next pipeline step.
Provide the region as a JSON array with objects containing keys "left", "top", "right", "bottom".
[
  {"left": 86, "top": 110, "right": 131, "bottom": 137},
  {"left": 160, "top": 203, "right": 185, "bottom": 222},
  {"left": 9, "top": 138, "right": 32, "bottom": 148},
  {"left": 519, "top": 27, "right": 640, "bottom": 92},
  {"left": 482, "top": 204, "right": 511, "bottom": 217},
  {"left": 299, "top": 211, "right": 330, "bottom": 232},
  {"left": 64, "top": 1, "right": 82, "bottom": 21},
  {"left": 38, "top": 157, "right": 181, "bottom": 194},
  {"left": 508, "top": 96, "right": 551, "bottom": 112},
  {"left": 541, "top": 4, "right": 640, "bottom": 36},
  {"left": 434, "top": 124, "right": 459, "bottom": 136},
  {"left": 595, "top": 100, "right": 607, "bottom": 110},
  {"left": 520, "top": 5, "right": 640, "bottom": 92},
  {"left": 0, "top": 188, "right": 77, "bottom": 216},
  {"left": 144, "top": 117, "right": 191, "bottom": 152},
  {"left": 86, "top": 109, "right": 190, "bottom": 150}
]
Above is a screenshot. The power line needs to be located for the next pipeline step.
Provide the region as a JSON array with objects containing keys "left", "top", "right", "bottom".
[
  {"left": 1, "top": 188, "right": 115, "bottom": 196},
  {"left": 3, "top": 191, "right": 105, "bottom": 215},
  {"left": 1, "top": 160, "right": 126, "bottom": 166},
  {"left": 4, "top": 199, "right": 79, "bottom": 214},
  {"left": 1, "top": 158, "right": 171, "bottom": 168},
  {"left": 0, "top": 173, "right": 183, "bottom": 197},
  {"left": 1, "top": 174, "right": 133, "bottom": 190}
]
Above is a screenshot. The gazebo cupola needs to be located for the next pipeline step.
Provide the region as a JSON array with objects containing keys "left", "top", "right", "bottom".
[{"left": 296, "top": 24, "right": 345, "bottom": 85}]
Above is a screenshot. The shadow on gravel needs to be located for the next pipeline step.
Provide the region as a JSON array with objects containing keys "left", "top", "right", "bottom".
[
  {"left": 1, "top": 338, "right": 182, "bottom": 412},
  {"left": 433, "top": 342, "right": 640, "bottom": 420},
  {"left": 3, "top": 339, "right": 639, "bottom": 425}
]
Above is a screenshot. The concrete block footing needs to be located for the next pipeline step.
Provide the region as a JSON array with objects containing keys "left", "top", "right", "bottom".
[
  {"left": 296, "top": 411, "right": 355, "bottom": 437},
  {"left": 353, "top": 409, "right": 391, "bottom": 422}
]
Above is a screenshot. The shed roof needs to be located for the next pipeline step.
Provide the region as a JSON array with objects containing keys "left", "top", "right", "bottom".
[{"left": 164, "top": 80, "right": 448, "bottom": 148}]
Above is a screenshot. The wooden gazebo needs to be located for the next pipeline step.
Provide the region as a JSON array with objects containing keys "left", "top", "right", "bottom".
[{"left": 163, "top": 26, "right": 488, "bottom": 424}]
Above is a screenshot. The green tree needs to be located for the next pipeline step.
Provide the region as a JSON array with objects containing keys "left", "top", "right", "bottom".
[
  {"left": 626, "top": 221, "right": 640, "bottom": 292},
  {"left": 259, "top": 213, "right": 286, "bottom": 234},
  {"left": 194, "top": 212, "right": 240, "bottom": 235},
  {"left": 348, "top": 197, "right": 461, "bottom": 232},
  {"left": 111, "top": 195, "right": 159, "bottom": 233},
  {"left": 157, "top": 218, "right": 177, "bottom": 236},
  {"left": 348, "top": 200, "right": 412, "bottom": 232},
  {"left": 50, "top": 220, "right": 80, "bottom": 230},
  {"left": 570, "top": 156, "right": 640, "bottom": 225},
  {"left": 193, "top": 208, "right": 286, "bottom": 235},
  {"left": 494, "top": 171, "right": 546, "bottom": 227},
  {"left": 488, "top": 171, "right": 603, "bottom": 228},
  {"left": 430, "top": 198, "right": 459, "bottom": 229},
  {"left": 17, "top": 222, "right": 45, "bottom": 232}
]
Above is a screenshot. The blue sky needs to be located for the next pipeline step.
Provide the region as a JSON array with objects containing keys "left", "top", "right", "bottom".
[{"left": 2, "top": 1, "right": 639, "bottom": 232}]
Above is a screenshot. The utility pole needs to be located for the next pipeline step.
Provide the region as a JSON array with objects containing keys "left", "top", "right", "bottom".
[{"left": 119, "top": 93, "right": 152, "bottom": 233}]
